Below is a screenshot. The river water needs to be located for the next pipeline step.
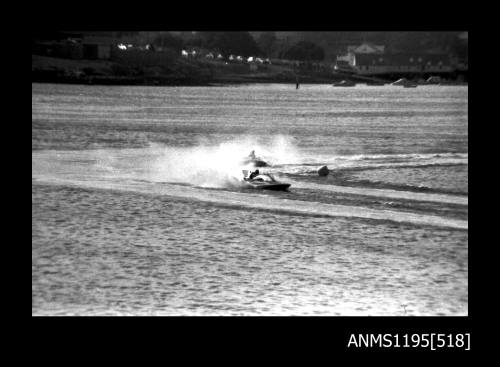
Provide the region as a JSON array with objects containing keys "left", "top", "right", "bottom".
[{"left": 32, "top": 83, "right": 468, "bottom": 315}]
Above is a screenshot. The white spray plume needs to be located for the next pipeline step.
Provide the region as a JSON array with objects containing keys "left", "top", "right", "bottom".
[{"left": 147, "top": 135, "right": 300, "bottom": 188}]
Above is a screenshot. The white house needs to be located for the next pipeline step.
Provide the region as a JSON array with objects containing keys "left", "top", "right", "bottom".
[
  {"left": 337, "top": 42, "right": 385, "bottom": 68},
  {"left": 347, "top": 43, "right": 385, "bottom": 54}
]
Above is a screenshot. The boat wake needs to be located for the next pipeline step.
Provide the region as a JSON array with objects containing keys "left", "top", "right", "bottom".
[
  {"left": 277, "top": 152, "right": 468, "bottom": 174},
  {"left": 32, "top": 142, "right": 468, "bottom": 230},
  {"left": 288, "top": 180, "right": 467, "bottom": 206}
]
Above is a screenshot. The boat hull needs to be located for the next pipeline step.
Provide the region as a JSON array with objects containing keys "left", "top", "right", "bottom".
[
  {"left": 259, "top": 183, "right": 291, "bottom": 191},
  {"left": 243, "top": 158, "right": 268, "bottom": 167},
  {"left": 245, "top": 182, "right": 291, "bottom": 191},
  {"left": 252, "top": 160, "right": 268, "bottom": 167}
]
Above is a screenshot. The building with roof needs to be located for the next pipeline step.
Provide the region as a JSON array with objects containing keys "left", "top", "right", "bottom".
[
  {"left": 335, "top": 41, "right": 454, "bottom": 76},
  {"left": 336, "top": 42, "right": 385, "bottom": 71},
  {"left": 353, "top": 53, "right": 452, "bottom": 75},
  {"left": 347, "top": 43, "right": 385, "bottom": 54}
]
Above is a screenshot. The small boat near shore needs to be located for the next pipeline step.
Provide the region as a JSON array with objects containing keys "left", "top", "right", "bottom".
[
  {"left": 392, "top": 78, "right": 417, "bottom": 88},
  {"left": 333, "top": 80, "right": 356, "bottom": 87}
]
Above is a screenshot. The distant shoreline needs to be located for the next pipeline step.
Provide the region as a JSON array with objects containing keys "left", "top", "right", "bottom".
[
  {"left": 31, "top": 78, "right": 340, "bottom": 87},
  {"left": 31, "top": 71, "right": 337, "bottom": 87},
  {"left": 32, "top": 54, "right": 467, "bottom": 88},
  {"left": 31, "top": 78, "right": 468, "bottom": 87}
]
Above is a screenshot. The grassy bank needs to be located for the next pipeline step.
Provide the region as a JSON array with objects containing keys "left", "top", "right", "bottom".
[
  {"left": 32, "top": 54, "right": 339, "bottom": 86},
  {"left": 32, "top": 54, "right": 466, "bottom": 86}
]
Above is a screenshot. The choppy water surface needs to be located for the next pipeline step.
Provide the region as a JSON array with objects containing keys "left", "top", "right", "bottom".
[{"left": 32, "top": 83, "right": 468, "bottom": 315}]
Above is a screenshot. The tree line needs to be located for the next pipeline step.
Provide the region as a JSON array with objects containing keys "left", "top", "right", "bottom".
[
  {"left": 148, "top": 31, "right": 467, "bottom": 61},
  {"left": 33, "top": 31, "right": 467, "bottom": 62},
  {"left": 151, "top": 31, "right": 326, "bottom": 61}
]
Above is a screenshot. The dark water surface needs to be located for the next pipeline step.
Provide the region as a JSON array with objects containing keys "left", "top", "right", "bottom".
[{"left": 32, "top": 83, "right": 468, "bottom": 315}]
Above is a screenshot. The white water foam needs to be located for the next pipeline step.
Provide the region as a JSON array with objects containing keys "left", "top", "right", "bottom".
[{"left": 143, "top": 136, "right": 301, "bottom": 188}]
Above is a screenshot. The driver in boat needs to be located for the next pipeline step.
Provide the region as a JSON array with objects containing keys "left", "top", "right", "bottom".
[
  {"left": 248, "top": 150, "right": 256, "bottom": 159},
  {"left": 248, "top": 169, "right": 259, "bottom": 180}
]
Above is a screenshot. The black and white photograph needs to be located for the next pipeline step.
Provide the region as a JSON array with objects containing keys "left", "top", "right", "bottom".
[{"left": 32, "top": 31, "right": 468, "bottom": 318}]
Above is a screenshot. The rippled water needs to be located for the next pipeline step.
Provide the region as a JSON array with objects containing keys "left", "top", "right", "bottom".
[{"left": 32, "top": 83, "right": 468, "bottom": 315}]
